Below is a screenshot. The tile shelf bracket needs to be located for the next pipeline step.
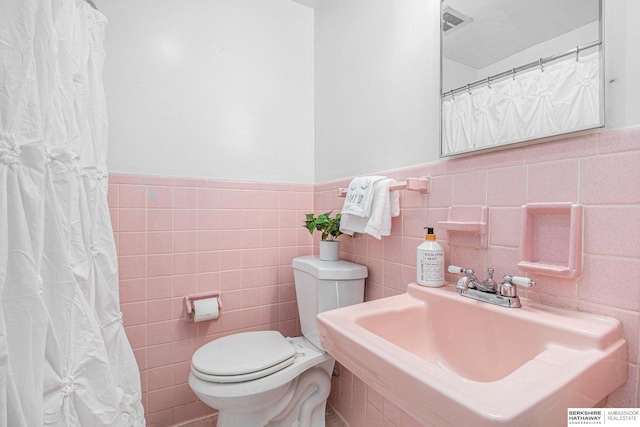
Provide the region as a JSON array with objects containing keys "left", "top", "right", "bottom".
[
  {"left": 518, "top": 203, "right": 582, "bottom": 279},
  {"left": 338, "top": 177, "right": 429, "bottom": 197},
  {"left": 438, "top": 205, "right": 488, "bottom": 249}
]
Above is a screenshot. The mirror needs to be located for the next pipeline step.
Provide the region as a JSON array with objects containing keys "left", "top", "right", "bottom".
[{"left": 440, "top": 0, "right": 603, "bottom": 157}]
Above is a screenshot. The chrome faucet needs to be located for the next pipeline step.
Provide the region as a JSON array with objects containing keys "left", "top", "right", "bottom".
[
  {"left": 475, "top": 268, "right": 497, "bottom": 293},
  {"left": 449, "top": 265, "right": 535, "bottom": 308},
  {"left": 450, "top": 266, "right": 497, "bottom": 293}
]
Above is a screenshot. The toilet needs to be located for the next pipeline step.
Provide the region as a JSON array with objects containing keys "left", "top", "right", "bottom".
[{"left": 189, "top": 256, "right": 368, "bottom": 427}]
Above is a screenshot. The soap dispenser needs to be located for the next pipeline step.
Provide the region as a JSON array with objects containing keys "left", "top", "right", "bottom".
[{"left": 417, "top": 227, "right": 444, "bottom": 287}]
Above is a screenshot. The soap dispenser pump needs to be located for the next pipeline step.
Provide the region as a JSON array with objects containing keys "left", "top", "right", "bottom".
[{"left": 417, "top": 227, "right": 445, "bottom": 287}]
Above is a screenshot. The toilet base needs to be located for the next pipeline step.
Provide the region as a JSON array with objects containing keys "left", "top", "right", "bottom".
[
  {"left": 190, "top": 337, "right": 336, "bottom": 427},
  {"left": 217, "top": 366, "right": 331, "bottom": 427}
]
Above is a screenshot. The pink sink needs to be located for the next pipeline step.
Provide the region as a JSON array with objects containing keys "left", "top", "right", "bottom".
[{"left": 317, "top": 283, "right": 627, "bottom": 426}]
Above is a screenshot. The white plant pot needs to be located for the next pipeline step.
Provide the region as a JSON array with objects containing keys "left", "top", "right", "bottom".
[{"left": 319, "top": 240, "right": 340, "bottom": 261}]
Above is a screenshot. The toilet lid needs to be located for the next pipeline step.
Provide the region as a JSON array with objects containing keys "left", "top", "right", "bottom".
[{"left": 191, "top": 331, "right": 297, "bottom": 383}]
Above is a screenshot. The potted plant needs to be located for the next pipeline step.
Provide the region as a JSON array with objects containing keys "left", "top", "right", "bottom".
[{"left": 303, "top": 211, "right": 344, "bottom": 261}]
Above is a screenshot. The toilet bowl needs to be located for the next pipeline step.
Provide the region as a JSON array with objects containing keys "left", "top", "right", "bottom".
[
  {"left": 189, "top": 333, "right": 334, "bottom": 426},
  {"left": 188, "top": 256, "right": 368, "bottom": 427}
]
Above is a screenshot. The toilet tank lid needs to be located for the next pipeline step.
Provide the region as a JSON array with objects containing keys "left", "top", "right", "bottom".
[{"left": 292, "top": 256, "right": 368, "bottom": 280}]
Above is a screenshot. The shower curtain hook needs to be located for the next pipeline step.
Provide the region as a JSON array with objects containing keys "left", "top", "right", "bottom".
[
  {"left": 512, "top": 68, "right": 516, "bottom": 80},
  {"left": 450, "top": 90, "right": 455, "bottom": 100},
  {"left": 539, "top": 58, "right": 544, "bottom": 72},
  {"left": 576, "top": 46, "right": 580, "bottom": 62},
  {"left": 486, "top": 76, "right": 491, "bottom": 89},
  {"left": 467, "top": 84, "right": 472, "bottom": 95}
]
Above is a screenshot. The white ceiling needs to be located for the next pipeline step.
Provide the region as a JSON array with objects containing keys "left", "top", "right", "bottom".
[{"left": 443, "top": 0, "right": 600, "bottom": 69}]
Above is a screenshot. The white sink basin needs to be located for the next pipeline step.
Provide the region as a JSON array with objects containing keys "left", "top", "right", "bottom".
[{"left": 317, "top": 283, "right": 627, "bottom": 426}]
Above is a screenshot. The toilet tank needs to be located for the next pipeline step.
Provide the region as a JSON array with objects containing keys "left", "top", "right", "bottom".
[{"left": 292, "top": 256, "right": 368, "bottom": 350}]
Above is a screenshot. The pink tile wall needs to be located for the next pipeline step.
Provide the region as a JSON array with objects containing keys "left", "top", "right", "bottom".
[
  {"left": 110, "top": 126, "right": 639, "bottom": 427},
  {"left": 109, "top": 175, "right": 314, "bottom": 426},
  {"left": 316, "top": 127, "right": 640, "bottom": 425}
]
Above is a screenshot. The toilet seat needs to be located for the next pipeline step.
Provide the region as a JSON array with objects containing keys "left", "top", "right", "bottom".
[{"left": 191, "top": 331, "right": 297, "bottom": 383}]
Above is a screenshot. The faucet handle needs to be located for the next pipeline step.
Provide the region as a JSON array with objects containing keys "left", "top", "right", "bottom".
[
  {"left": 448, "top": 265, "right": 474, "bottom": 275},
  {"left": 510, "top": 276, "right": 535, "bottom": 287},
  {"left": 500, "top": 275, "right": 535, "bottom": 297}
]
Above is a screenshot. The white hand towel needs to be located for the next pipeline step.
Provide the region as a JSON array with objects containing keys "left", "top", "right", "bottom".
[
  {"left": 363, "top": 179, "right": 398, "bottom": 239},
  {"left": 373, "top": 185, "right": 400, "bottom": 238},
  {"left": 339, "top": 210, "right": 369, "bottom": 237},
  {"left": 341, "top": 176, "right": 386, "bottom": 217},
  {"left": 340, "top": 178, "right": 399, "bottom": 239}
]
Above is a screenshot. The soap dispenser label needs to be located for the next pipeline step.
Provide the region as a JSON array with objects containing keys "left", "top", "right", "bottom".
[{"left": 419, "top": 251, "right": 444, "bottom": 282}]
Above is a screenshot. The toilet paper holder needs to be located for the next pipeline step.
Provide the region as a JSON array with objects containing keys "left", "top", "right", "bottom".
[{"left": 184, "top": 292, "right": 221, "bottom": 321}]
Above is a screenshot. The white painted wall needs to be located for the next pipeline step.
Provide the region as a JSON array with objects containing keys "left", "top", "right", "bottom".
[
  {"left": 314, "top": 0, "right": 640, "bottom": 182},
  {"left": 477, "top": 22, "right": 599, "bottom": 79},
  {"left": 442, "top": 58, "right": 478, "bottom": 94},
  {"left": 102, "top": 0, "right": 314, "bottom": 183},
  {"left": 313, "top": 0, "right": 441, "bottom": 183},
  {"left": 443, "top": 23, "right": 599, "bottom": 94},
  {"left": 101, "top": 0, "right": 639, "bottom": 184},
  {"left": 604, "top": 0, "right": 640, "bottom": 129}
]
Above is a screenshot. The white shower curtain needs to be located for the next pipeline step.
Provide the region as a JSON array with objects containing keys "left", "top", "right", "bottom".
[
  {"left": 0, "top": 0, "right": 145, "bottom": 425},
  {"left": 442, "top": 52, "right": 601, "bottom": 155}
]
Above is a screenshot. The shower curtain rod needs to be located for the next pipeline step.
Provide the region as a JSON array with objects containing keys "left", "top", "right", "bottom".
[{"left": 442, "top": 40, "right": 602, "bottom": 98}]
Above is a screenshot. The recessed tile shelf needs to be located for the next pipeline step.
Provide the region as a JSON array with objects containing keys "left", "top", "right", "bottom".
[
  {"left": 518, "top": 203, "right": 582, "bottom": 279},
  {"left": 438, "top": 205, "right": 488, "bottom": 249}
]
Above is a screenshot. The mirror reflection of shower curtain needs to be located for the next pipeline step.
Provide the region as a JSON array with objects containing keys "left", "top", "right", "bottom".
[
  {"left": 442, "top": 52, "right": 600, "bottom": 155},
  {"left": 0, "top": 0, "right": 145, "bottom": 425}
]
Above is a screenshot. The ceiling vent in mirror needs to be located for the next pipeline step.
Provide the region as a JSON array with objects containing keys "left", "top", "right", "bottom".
[{"left": 442, "top": 6, "right": 472, "bottom": 35}]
